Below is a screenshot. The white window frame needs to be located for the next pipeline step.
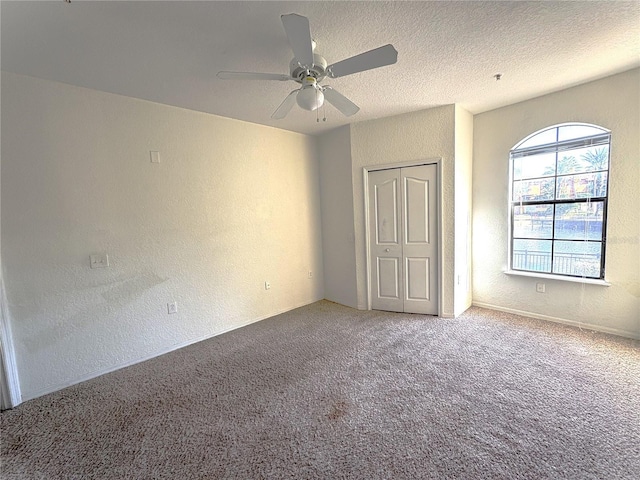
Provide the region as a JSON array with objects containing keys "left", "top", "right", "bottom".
[{"left": 507, "top": 123, "right": 611, "bottom": 282}]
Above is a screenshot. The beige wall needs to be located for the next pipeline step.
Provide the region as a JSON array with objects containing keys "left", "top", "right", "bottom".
[
  {"left": 473, "top": 69, "right": 640, "bottom": 338},
  {"left": 454, "top": 106, "right": 474, "bottom": 315},
  {"left": 318, "top": 105, "right": 473, "bottom": 317},
  {"left": 1, "top": 72, "right": 325, "bottom": 401},
  {"left": 350, "top": 106, "right": 457, "bottom": 315},
  {"left": 318, "top": 126, "right": 358, "bottom": 309}
]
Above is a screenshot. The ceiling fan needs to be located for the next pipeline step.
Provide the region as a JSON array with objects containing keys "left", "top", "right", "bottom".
[{"left": 217, "top": 13, "right": 398, "bottom": 120}]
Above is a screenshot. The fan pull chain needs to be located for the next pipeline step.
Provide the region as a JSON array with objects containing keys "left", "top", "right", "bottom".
[
  {"left": 316, "top": 88, "right": 319, "bottom": 123},
  {"left": 323, "top": 100, "right": 327, "bottom": 122}
]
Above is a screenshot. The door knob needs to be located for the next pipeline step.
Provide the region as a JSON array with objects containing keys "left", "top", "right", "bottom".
[{"left": 385, "top": 248, "right": 390, "bottom": 252}]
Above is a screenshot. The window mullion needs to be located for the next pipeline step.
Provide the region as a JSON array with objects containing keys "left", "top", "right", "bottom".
[
  {"left": 550, "top": 204, "right": 556, "bottom": 274},
  {"left": 549, "top": 146, "right": 558, "bottom": 274}
]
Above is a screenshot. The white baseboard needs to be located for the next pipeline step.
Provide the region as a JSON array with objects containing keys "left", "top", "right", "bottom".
[
  {"left": 472, "top": 301, "right": 639, "bottom": 340},
  {"left": 22, "top": 299, "right": 319, "bottom": 403}
]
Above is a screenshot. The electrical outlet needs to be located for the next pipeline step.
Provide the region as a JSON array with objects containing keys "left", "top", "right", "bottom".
[
  {"left": 90, "top": 254, "right": 109, "bottom": 269},
  {"left": 536, "top": 283, "right": 546, "bottom": 293},
  {"left": 264, "top": 281, "right": 271, "bottom": 290},
  {"left": 167, "top": 301, "right": 178, "bottom": 314}
]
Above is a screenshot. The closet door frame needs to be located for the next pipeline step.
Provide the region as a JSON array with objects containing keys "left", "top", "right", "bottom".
[{"left": 363, "top": 158, "right": 443, "bottom": 316}]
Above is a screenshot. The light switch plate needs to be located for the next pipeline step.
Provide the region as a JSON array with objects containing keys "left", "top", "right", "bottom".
[{"left": 150, "top": 151, "right": 160, "bottom": 163}]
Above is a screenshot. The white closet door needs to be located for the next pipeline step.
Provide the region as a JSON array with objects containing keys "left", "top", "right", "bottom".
[
  {"left": 369, "top": 168, "right": 404, "bottom": 313},
  {"left": 401, "top": 164, "right": 438, "bottom": 315},
  {"left": 368, "top": 164, "right": 438, "bottom": 315}
]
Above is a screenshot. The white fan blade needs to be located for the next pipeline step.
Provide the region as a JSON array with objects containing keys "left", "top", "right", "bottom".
[
  {"left": 327, "top": 44, "right": 398, "bottom": 78},
  {"left": 322, "top": 87, "right": 360, "bottom": 117},
  {"left": 281, "top": 14, "right": 314, "bottom": 68},
  {"left": 271, "top": 90, "right": 300, "bottom": 119},
  {"left": 217, "top": 71, "right": 290, "bottom": 81}
]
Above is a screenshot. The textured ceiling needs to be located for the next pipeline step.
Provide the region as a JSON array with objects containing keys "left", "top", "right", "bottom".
[{"left": 2, "top": 1, "right": 639, "bottom": 135}]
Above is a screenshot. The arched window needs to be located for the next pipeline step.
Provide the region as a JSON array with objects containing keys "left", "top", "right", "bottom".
[{"left": 509, "top": 124, "right": 610, "bottom": 279}]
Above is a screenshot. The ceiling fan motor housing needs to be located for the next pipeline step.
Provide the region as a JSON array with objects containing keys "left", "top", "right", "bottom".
[{"left": 290, "top": 53, "right": 328, "bottom": 83}]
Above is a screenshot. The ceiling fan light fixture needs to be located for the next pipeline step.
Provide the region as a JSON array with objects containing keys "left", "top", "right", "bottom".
[{"left": 296, "top": 85, "right": 324, "bottom": 111}]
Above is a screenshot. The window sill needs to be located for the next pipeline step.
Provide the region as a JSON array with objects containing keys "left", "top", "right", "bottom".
[{"left": 504, "top": 270, "right": 610, "bottom": 286}]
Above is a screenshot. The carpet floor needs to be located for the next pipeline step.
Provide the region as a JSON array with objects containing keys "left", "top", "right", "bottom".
[{"left": 1, "top": 301, "right": 639, "bottom": 479}]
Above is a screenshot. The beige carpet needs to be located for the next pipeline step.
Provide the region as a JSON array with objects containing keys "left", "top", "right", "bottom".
[{"left": 1, "top": 301, "right": 639, "bottom": 479}]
